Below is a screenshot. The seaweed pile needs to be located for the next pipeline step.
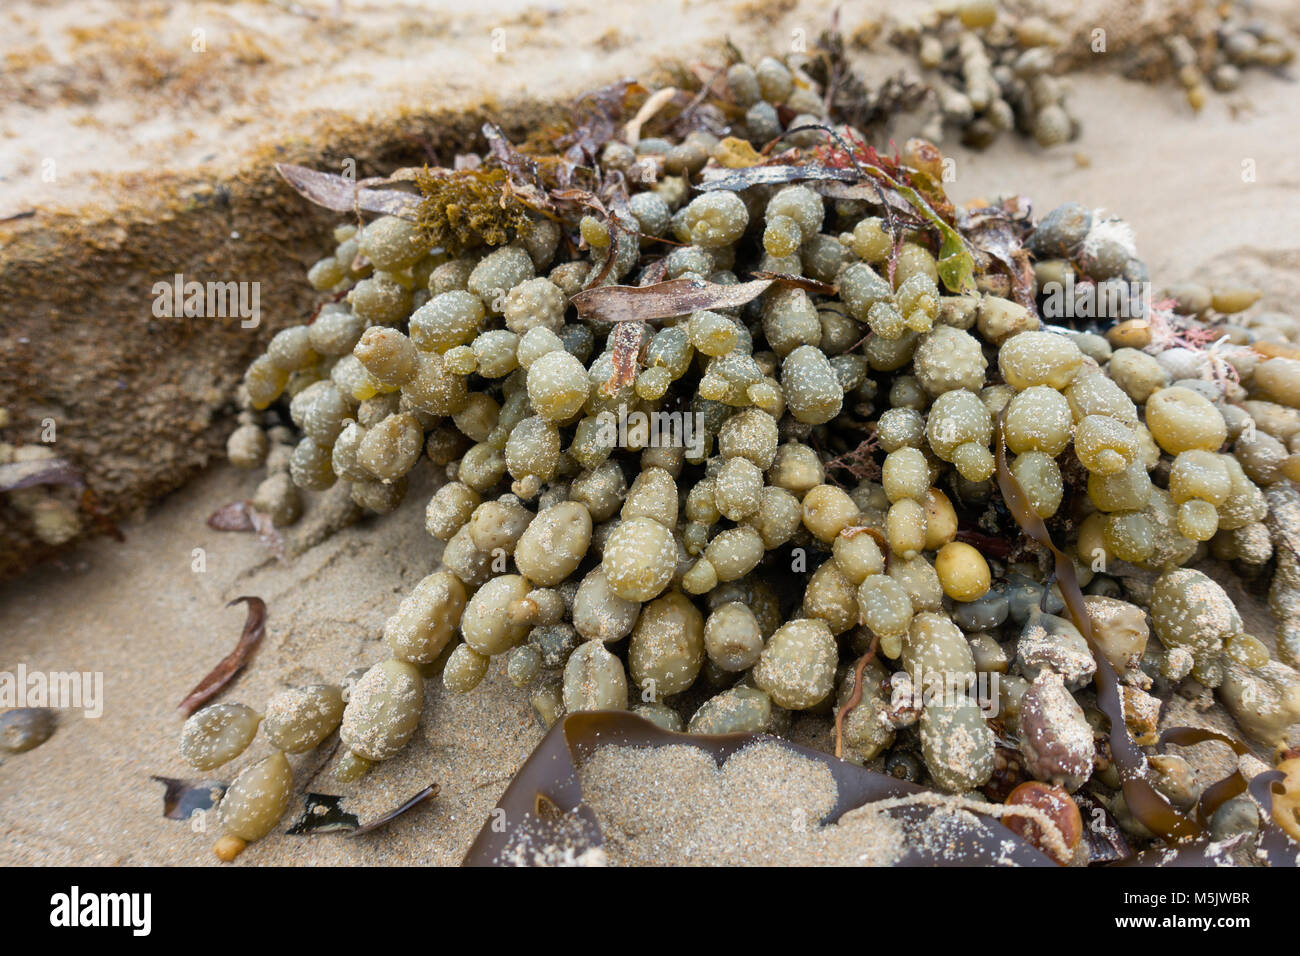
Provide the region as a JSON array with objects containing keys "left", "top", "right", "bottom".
[{"left": 179, "top": 38, "right": 1300, "bottom": 864}]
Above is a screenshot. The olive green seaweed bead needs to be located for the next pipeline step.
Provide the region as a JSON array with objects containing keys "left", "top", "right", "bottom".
[
  {"left": 752, "top": 619, "right": 837, "bottom": 710},
  {"left": 179, "top": 703, "right": 261, "bottom": 771},
  {"left": 218, "top": 751, "right": 293, "bottom": 843},
  {"left": 339, "top": 659, "right": 425, "bottom": 761},
  {"left": 563, "top": 641, "right": 629, "bottom": 712},
  {"left": 383, "top": 571, "right": 467, "bottom": 663},
  {"left": 629, "top": 592, "right": 706, "bottom": 698},
  {"left": 261, "top": 685, "right": 345, "bottom": 753}
]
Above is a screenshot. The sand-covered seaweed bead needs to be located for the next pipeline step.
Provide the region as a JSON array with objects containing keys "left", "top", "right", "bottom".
[
  {"left": 514, "top": 502, "right": 592, "bottom": 586},
  {"left": 913, "top": 325, "right": 987, "bottom": 395},
  {"left": 704, "top": 526, "right": 765, "bottom": 581},
  {"left": 503, "top": 277, "right": 565, "bottom": 334},
  {"left": 1169, "top": 449, "right": 1231, "bottom": 506},
  {"left": 876, "top": 408, "right": 925, "bottom": 454},
  {"left": 339, "top": 659, "right": 424, "bottom": 761},
  {"left": 1219, "top": 660, "right": 1300, "bottom": 748},
  {"left": 261, "top": 685, "right": 345, "bottom": 753},
  {"left": 1254, "top": 357, "right": 1300, "bottom": 408},
  {"left": 689, "top": 687, "right": 772, "bottom": 734},
  {"left": 882, "top": 447, "right": 930, "bottom": 503},
  {"left": 801, "top": 483, "right": 859, "bottom": 542},
  {"left": 443, "top": 643, "right": 490, "bottom": 693},
  {"left": 462, "top": 574, "right": 532, "bottom": 655},
  {"left": 227, "top": 423, "right": 268, "bottom": 469},
  {"left": 602, "top": 516, "right": 677, "bottom": 601},
  {"left": 252, "top": 472, "right": 302, "bottom": 526},
  {"left": 895, "top": 273, "right": 939, "bottom": 333},
  {"left": 572, "top": 566, "right": 641, "bottom": 643},
  {"left": 1074, "top": 414, "right": 1138, "bottom": 475},
  {"left": 766, "top": 185, "right": 823, "bottom": 241},
  {"left": 1065, "top": 369, "right": 1139, "bottom": 425},
  {"left": 409, "top": 291, "right": 484, "bottom": 353},
  {"left": 289, "top": 436, "right": 336, "bottom": 491},
  {"left": 1149, "top": 568, "right": 1242, "bottom": 686},
  {"left": 1087, "top": 460, "right": 1152, "bottom": 512},
  {"left": 746, "top": 486, "right": 803, "bottom": 549},
  {"left": 354, "top": 327, "right": 418, "bottom": 388},
  {"left": 526, "top": 350, "right": 590, "bottom": 421},
  {"left": 402, "top": 351, "right": 469, "bottom": 417},
  {"left": 383, "top": 571, "right": 467, "bottom": 663},
  {"left": 425, "top": 482, "right": 480, "bottom": 540},
  {"left": 1009, "top": 451, "right": 1063, "bottom": 517},
  {"left": 925, "top": 388, "right": 995, "bottom": 479},
  {"left": 622, "top": 467, "right": 678, "bottom": 526},
  {"left": 703, "top": 601, "right": 764, "bottom": 672},
  {"left": 888, "top": 555, "right": 944, "bottom": 614},
  {"left": 726, "top": 62, "right": 761, "bottom": 105},
  {"left": 1107, "top": 348, "right": 1168, "bottom": 404},
  {"left": 832, "top": 529, "right": 885, "bottom": 584},
  {"left": 244, "top": 355, "right": 289, "bottom": 410},
  {"left": 976, "top": 296, "right": 1036, "bottom": 344},
  {"left": 920, "top": 694, "right": 995, "bottom": 792},
  {"left": 468, "top": 246, "right": 534, "bottom": 312},
  {"left": 349, "top": 273, "right": 413, "bottom": 326},
  {"left": 901, "top": 611, "right": 977, "bottom": 687},
  {"left": 763, "top": 288, "right": 821, "bottom": 357},
  {"left": 504, "top": 416, "right": 561, "bottom": 485},
  {"left": 752, "top": 618, "right": 837, "bottom": 710},
  {"left": 563, "top": 641, "right": 629, "bottom": 712},
  {"left": 682, "top": 192, "right": 749, "bottom": 248},
  {"left": 357, "top": 215, "right": 425, "bottom": 271},
  {"left": 717, "top": 407, "right": 780, "bottom": 469},
  {"left": 1017, "top": 671, "right": 1094, "bottom": 792},
  {"left": 886, "top": 499, "right": 927, "bottom": 559},
  {"left": 307, "top": 255, "right": 346, "bottom": 291},
  {"left": 216, "top": 751, "right": 293, "bottom": 854},
  {"left": 179, "top": 703, "right": 261, "bottom": 771},
  {"left": 713, "top": 457, "right": 763, "bottom": 520},
  {"left": 629, "top": 592, "right": 705, "bottom": 698},
  {"left": 308, "top": 307, "right": 365, "bottom": 356},
  {"left": 358, "top": 412, "right": 423, "bottom": 481},
  {"left": 570, "top": 462, "right": 627, "bottom": 522},
  {"left": 1003, "top": 386, "right": 1073, "bottom": 456},
  {"left": 763, "top": 214, "right": 802, "bottom": 258},
  {"left": 998, "top": 330, "right": 1083, "bottom": 391},
  {"left": 291, "top": 381, "right": 352, "bottom": 446},
  {"left": 267, "top": 325, "right": 319, "bottom": 372},
  {"left": 850, "top": 216, "right": 891, "bottom": 263},
  {"left": 768, "top": 442, "right": 824, "bottom": 495}
]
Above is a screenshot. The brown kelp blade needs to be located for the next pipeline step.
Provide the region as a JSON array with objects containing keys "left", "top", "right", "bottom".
[
  {"left": 1114, "top": 768, "right": 1298, "bottom": 866},
  {"left": 462, "top": 711, "right": 1056, "bottom": 867},
  {"left": 177, "top": 596, "right": 267, "bottom": 716}
]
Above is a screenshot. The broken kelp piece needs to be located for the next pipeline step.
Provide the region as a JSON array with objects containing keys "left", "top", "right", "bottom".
[
  {"left": 463, "top": 711, "right": 1056, "bottom": 867},
  {"left": 151, "top": 775, "right": 227, "bottom": 821},
  {"left": 177, "top": 597, "right": 267, "bottom": 717},
  {"left": 207, "top": 499, "right": 285, "bottom": 559},
  {"left": 286, "top": 783, "right": 439, "bottom": 836}
]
